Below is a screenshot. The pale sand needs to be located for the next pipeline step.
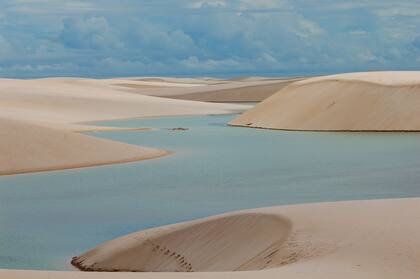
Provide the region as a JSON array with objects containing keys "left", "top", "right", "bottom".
[
  {"left": 230, "top": 71, "right": 420, "bottom": 131},
  {"left": 71, "top": 212, "right": 291, "bottom": 272},
  {"left": 0, "top": 78, "right": 248, "bottom": 175},
  {"left": 2, "top": 198, "right": 420, "bottom": 278},
  {"left": 0, "top": 78, "right": 249, "bottom": 126},
  {"left": 0, "top": 117, "right": 168, "bottom": 175},
  {"left": 113, "top": 77, "right": 304, "bottom": 102}
]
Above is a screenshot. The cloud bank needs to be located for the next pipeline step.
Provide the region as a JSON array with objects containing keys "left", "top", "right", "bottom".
[{"left": 0, "top": 0, "right": 419, "bottom": 77}]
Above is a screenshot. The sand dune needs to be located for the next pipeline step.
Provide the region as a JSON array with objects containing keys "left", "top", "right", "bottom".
[
  {"left": 113, "top": 78, "right": 303, "bottom": 102},
  {"left": 230, "top": 71, "right": 420, "bottom": 131},
  {"left": 3, "top": 198, "right": 420, "bottom": 278},
  {"left": 0, "top": 78, "right": 248, "bottom": 127},
  {"left": 71, "top": 212, "right": 291, "bottom": 272},
  {"left": 0, "top": 78, "right": 248, "bottom": 175},
  {"left": 0, "top": 117, "right": 168, "bottom": 175}
]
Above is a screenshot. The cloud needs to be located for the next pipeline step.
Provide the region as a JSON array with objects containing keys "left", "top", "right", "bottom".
[
  {"left": 190, "top": 1, "right": 226, "bottom": 9},
  {"left": 411, "top": 36, "right": 420, "bottom": 51},
  {"left": 60, "top": 17, "right": 122, "bottom": 49},
  {"left": 0, "top": 0, "right": 419, "bottom": 78}
]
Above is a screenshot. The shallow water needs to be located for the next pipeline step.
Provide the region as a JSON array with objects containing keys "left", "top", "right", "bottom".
[{"left": 1, "top": 114, "right": 420, "bottom": 270}]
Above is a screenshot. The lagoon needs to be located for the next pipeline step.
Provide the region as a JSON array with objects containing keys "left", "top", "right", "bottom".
[{"left": 1, "top": 114, "right": 420, "bottom": 270}]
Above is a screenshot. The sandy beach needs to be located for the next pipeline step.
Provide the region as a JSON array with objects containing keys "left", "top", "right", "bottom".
[
  {"left": 2, "top": 198, "right": 420, "bottom": 278},
  {"left": 230, "top": 71, "right": 420, "bottom": 131}
]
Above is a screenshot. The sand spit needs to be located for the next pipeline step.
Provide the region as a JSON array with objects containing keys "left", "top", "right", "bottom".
[
  {"left": 114, "top": 78, "right": 303, "bottom": 102},
  {"left": 71, "top": 212, "right": 292, "bottom": 272},
  {"left": 230, "top": 71, "right": 420, "bottom": 131},
  {"left": 0, "top": 78, "right": 248, "bottom": 175},
  {"left": 3, "top": 198, "right": 420, "bottom": 278},
  {"left": 0, "top": 117, "right": 168, "bottom": 175}
]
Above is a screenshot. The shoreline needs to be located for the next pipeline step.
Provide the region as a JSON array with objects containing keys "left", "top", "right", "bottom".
[
  {"left": 2, "top": 197, "right": 420, "bottom": 278},
  {"left": 230, "top": 72, "right": 420, "bottom": 131},
  {"left": 0, "top": 149, "right": 172, "bottom": 177}
]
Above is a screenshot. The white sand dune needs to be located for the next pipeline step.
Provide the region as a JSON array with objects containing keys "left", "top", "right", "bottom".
[
  {"left": 113, "top": 78, "right": 303, "bottom": 102},
  {"left": 0, "top": 78, "right": 248, "bottom": 127},
  {"left": 3, "top": 198, "right": 420, "bottom": 278},
  {"left": 0, "top": 78, "right": 248, "bottom": 175},
  {"left": 230, "top": 71, "right": 420, "bottom": 131},
  {"left": 0, "top": 117, "right": 168, "bottom": 175},
  {"left": 71, "top": 212, "right": 291, "bottom": 272}
]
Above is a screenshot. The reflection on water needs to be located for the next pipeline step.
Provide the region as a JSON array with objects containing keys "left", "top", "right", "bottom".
[{"left": 1, "top": 114, "right": 420, "bottom": 270}]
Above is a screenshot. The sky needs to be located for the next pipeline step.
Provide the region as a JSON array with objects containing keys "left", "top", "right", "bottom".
[{"left": 0, "top": 0, "right": 420, "bottom": 78}]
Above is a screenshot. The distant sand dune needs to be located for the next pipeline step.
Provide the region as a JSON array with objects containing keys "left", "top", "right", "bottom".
[
  {"left": 71, "top": 212, "right": 291, "bottom": 272},
  {"left": 0, "top": 78, "right": 248, "bottom": 175},
  {"left": 167, "top": 79, "right": 302, "bottom": 103},
  {"left": 230, "top": 71, "right": 420, "bottom": 131},
  {"left": 0, "top": 78, "right": 248, "bottom": 126},
  {"left": 113, "top": 78, "right": 303, "bottom": 102}
]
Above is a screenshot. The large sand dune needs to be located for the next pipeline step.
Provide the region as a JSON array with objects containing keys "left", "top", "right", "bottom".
[
  {"left": 230, "top": 71, "right": 420, "bottom": 131},
  {"left": 0, "top": 78, "right": 248, "bottom": 175},
  {"left": 3, "top": 198, "right": 420, "bottom": 278},
  {"left": 0, "top": 78, "right": 248, "bottom": 126},
  {"left": 71, "top": 212, "right": 291, "bottom": 272}
]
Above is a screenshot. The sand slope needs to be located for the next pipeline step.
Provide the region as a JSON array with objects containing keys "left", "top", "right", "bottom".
[
  {"left": 230, "top": 71, "right": 420, "bottom": 131},
  {"left": 4, "top": 198, "right": 420, "bottom": 278},
  {"left": 0, "top": 117, "right": 168, "bottom": 175},
  {"left": 0, "top": 78, "right": 248, "bottom": 175},
  {"left": 0, "top": 78, "right": 248, "bottom": 126},
  {"left": 71, "top": 212, "right": 291, "bottom": 272},
  {"left": 113, "top": 78, "right": 303, "bottom": 102}
]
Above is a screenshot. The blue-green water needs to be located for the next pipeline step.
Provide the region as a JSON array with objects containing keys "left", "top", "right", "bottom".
[{"left": 2, "top": 114, "right": 420, "bottom": 270}]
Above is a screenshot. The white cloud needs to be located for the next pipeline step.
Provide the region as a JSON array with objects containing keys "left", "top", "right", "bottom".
[
  {"left": 0, "top": 35, "right": 13, "bottom": 58},
  {"left": 237, "top": 0, "right": 287, "bottom": 10},
  {"left": 0, "top": 0, "right": 420, "bottom": 77},
  {"left": 190, "top": 1, "right": 226, "bottom": 9},
  {"left": 60, "top": 17, "right": 122, "bottom": 49},
  {"left": 298, "top": 19, "right": 326, "bottom": 37}
]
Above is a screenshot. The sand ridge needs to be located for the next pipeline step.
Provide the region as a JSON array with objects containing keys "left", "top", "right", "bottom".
[
  {"left": 71, "top": 212, "right": 292, "bottom": 272},
  {"left": 113, "top": 77, "right": 304, "bottom": 102},
  {"left": 230, "top": 71, "right": 420, "bottom": 131},
  {"left": 0, "top": 77, "right": 249, "bottom": 175},
  {"left": 0, "top": 117, "right": 169, "bottom": 175},
  {"left": 3, "top": 198, "right": 420, "bottom": 278}
]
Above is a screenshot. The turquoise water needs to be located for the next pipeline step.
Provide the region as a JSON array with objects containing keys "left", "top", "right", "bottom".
[{"left": 2, "top": 114, "right": 420, "bottom": 270}]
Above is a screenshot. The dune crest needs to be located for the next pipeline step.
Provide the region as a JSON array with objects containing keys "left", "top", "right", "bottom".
[
  {"left": 71, "top": 212, "right": 292, "bottom": 272},
  {"left": 230, "top": 71, "right": 420, "bottom": 131}
]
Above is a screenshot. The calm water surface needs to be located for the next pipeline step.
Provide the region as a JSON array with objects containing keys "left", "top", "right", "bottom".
[{"left": 1, "top": 114, "right": 420, "bottom": 270}]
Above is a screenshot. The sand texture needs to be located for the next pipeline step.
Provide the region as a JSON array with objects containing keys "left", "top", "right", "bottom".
[
  {"left": 0, "top": 117, "right": 169, "bottom": 175},
  {"left": 71, "top": 212, "right": 292, "bottom": 272},
  {"left": 0, "top": 78, "right": 248, "bottom": 175},
  {"left": 0, "top": 78, "right": 248, "bottom": 126},
  {"left": 113, "top": 77, "right": 303, "bottom": 102},
  {"left": 230, "top": 71, "right": 420, "bottom": 131},
  {"left": 3, "top": 198, "right": 420, "bottom": 278}
]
